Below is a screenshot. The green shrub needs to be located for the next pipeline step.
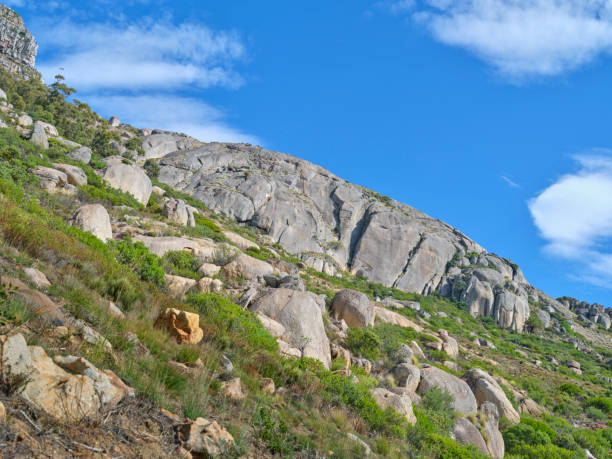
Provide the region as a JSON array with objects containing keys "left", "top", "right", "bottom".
[
  {"left": 419, "top": 388, "right": 455, "bottom": 435},
  {"left": 143, "top": 159, "right": 160, "bottom": 178},
  {"left": 503, "top": 422, "right": 552, "bottom": 452},
  {"left": 162, "top": 250, "right": 200, "bottom": 280},
  {"left": 346, "top": 328, "right": 382, "bottom": 361},
  {"left": 245, "top": 246, "right": 274, "bottom": 261},
  {"left": 559, "top": 383, "right": 583, "bottom": 396},
  {"left": 109, "top": 239, "right": 165, "bottom": 286},
  {"left": 585, "top": 396, "right": 612, "bottom": 414}
]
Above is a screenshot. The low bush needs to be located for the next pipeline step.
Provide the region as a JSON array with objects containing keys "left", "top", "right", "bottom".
[
  {"left": 108, "top": 239, "right": 165, "bottom": 286},
  {"left": 162, "top": 250, "right": 200, "bottom": 280}
]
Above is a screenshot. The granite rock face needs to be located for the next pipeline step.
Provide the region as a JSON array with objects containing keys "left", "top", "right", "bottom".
[
  {"left": 0, "top": 6, "right": 37, "bottom": 76},
  {"left": 157, "top": 142, "right": 553, "bottom": 332}
]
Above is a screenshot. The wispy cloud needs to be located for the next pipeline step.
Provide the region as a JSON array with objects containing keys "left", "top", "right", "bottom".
[
  {"left": 387, "top": 0, "right": 612, "bottom": 78},
  {"left": 501, "top": 175, "right": 520, "bottom": 188},
  {"left": 34, "top": 17, "right": 255, "bottom": 144},
  {"left": 528, "top": 151, "right": 612, "bottom": 287},
  {"left": 37, "top": 21, "right": 245, "bottom": 91}
]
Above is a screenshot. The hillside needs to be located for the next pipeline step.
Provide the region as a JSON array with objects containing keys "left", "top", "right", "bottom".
[{"left": 0, "top": 5, "right": 610, "bottom": 458}]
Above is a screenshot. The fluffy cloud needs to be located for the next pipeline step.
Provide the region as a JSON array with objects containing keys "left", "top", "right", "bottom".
[
  {"left": 86, "top": 94, "right": 258, "bottom": 144},
  {"left": 528, "top": 153, "right": 612, "bottom": 285},
  {"left": 395, "top": 0, "right": 612, "bottom": 77}
]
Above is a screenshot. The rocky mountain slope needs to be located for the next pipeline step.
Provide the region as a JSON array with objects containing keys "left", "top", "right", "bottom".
[
  {"left": 0, "top": 5, "right": 37, "bottom": 77},
  {"left": 0, "top": 5, "right": 610, "bottom": 459}
]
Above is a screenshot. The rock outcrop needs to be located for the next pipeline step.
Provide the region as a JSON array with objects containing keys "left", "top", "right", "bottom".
[
  {"left": 250, "top": 288, "right": 331, "bottom": 368},
  {"left": 157, "top": 142, "right": 538, "bottom": 333},
  {"left": 155, "top": 308, "right": 203, "bottom": 344},
  {"left": 0, "top": 6, "right": 37, "bottom": 76},
  {"left": 464, "top": 368, "right": 520, "bottom": 424},
  {"left": 102, "top": 162, "right": 152, "bottom": 206},
  {"left": 331, "top": 289, "right": 374, "bottom": 328}
]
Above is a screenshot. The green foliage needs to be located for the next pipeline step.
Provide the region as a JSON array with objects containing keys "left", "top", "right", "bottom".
[
  {"left": 559, "top": 383, "right": 583, "bottom": 396},
  {"left": 419, "top": 388, "right": 455, "bottom": 435},
  {"left": 187, "top": 293, "right": 278, "bottom": 352},
  {"left": 109, "top": 239, "right": 165, "bottom": 286},
  {"left": 346, "top": 327, "right": 382, "bottom": 361},
  {"left": 181, "top": 214, "right": 228, "bottom": 243},
  {"left": 143, "top": 159, "right": 160, "bottom": 179},
  {"left": 254, "top": 406, "right": 308, "bottom": 455},
  {"left": 245, "top": 246, "right": 274, "bottom": 261},
  {"left": 585, "top": 396, "right": 612, "bottom": 414},
  {"left": 162, "top": 250, "right": 200, "bottom": 280},
  {"left": 91, "top": 128, "right": 119, "bottom": 157},
  {"left": 503, "top": 419, "right": 554, "bottom": 453}
]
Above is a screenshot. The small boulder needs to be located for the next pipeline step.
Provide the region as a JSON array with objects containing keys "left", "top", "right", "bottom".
[
  {"left": 451, "top": 417, "right": 488, "bottom": 455},
  {"left": 31, "top": 166, "right": 67, "bottom": 191},
  {"left": 155, "top": 308, "right": 203, "bottom": 344},
  {"left": 197, "top": 263, "right": 221, "bottom": 278},
  {"left": 374, "top": 306, "right": 423, "bottom": 331},
  {"left": 331, "top": 289, "right": 374, "bottom": 328},
  {"left": 223, "top": 231, "right": 259, "bottom": 251},
  {"left": 30, "top": 121, "right": 49, "bottom": 149},
  {"left": 23, "top": 267, "right": 50, "bottom": 289},
  {"left": 18, "top": 114, "right": 33, "bottom": 127},
  {"left": 438, "top": 329, "right": 459, "bottom": 359},
  {"left": 220, "top": 378, "right": 245, "bottom": 401},
  {"left": 262, "top": 378, "right": 276, "bottom": 395},
  {"left": 163, "top": 198, "right": 195, "bottom": 227},
  {"left": 165, "top": 274, "right": 197, "bottom": 298},
  {"left": 389, "top": 363, "right": 420, "bottom": 392},
  {"left": 370, "top": 387, "right": 416, "bottom": 425},
  {"left": 198, "top": 277, "right": 223, "bottom": 293},
  {"left": 70, "top": 204, "right": 113, "bottom": 242},
  {"left": 109, "top": 116, "right": 121, "bottom": 127},
  {"left": 177, "top": 418, "right": 235, "bottom": 457}
]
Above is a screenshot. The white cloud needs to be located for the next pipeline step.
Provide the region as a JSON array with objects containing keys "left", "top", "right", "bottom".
[
  {"left": 377, "top": 0, "right": 416, "bottom": 14},
  {"left": 86, "top": 94, "right": 258, "bottom": 144},
  {"left": 528, "top": 152, "right": 612, "bottom": 285},
  {"left": 405, "top": 0, "right": 612, "bottom": 78},
  {"left": 37, "top": 21, "right": 245, "bottom": 90},
  {"left": 34, "top": 18, "right": 256, "bottom": 144}
]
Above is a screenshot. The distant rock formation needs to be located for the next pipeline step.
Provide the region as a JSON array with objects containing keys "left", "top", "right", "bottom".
[{"left": 0, "top": 5, "right": 37, "bottom": 76}]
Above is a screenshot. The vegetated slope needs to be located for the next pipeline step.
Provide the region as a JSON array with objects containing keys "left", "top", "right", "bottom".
[{"left": 0, "top": 7, "right": 610, "bottom": 459}]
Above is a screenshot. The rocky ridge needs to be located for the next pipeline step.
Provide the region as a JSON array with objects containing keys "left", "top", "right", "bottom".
[{"left": 0, "top": 6, "right": 37, "bottom": 77}]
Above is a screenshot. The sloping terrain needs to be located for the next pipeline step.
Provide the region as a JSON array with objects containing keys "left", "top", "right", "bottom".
[{"left": 0, "top": 5, "right": 610, "bottom": 459}]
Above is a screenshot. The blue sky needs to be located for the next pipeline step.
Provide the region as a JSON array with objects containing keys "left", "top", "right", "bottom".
[{"left": 9, "top": 0, "right": 612, "bottom": 305}]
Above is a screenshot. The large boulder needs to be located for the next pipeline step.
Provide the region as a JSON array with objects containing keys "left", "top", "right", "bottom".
[
  {"left": 250, "top": 289, "right": 331, "bottom": 368},
  {"left": 31, "top": 166, "right": 67, "bottom": 191},
  {"left": 494, "top": 290, "right": 530, "bottom": 333},
  {"left": 1, "top": 277, "right": 66, "bottom": 325},
  {"left": 155, "top": 308, "right": 203, "bottom": 344},
  {"left": 389, "top": 363, "right": 421, "bottom": 392},
  {"left": 164, "top": 274, "right": 197, "bottom": 298},
  {"left": 70, "top": 204, "right": 113, "bottom": 242},
  {"left": 2, "top": 334, "right": 132, "bottom": 422},
  {"left": 222, "top": 253, "right": 274, "bottom": 281},
  {"left": 69, "top": 146, "right": 92, "bottom": 164},
  {"left": 370, "top": 387, "right": 416, "bottom": 425},
  {"left": 464, "top": 369, "right": 520, "bottom": 424},
  {"left": 52, "top": 163, "right": 87, "bottom": 186},
  {"left": 331, "top": 289, "right": 374, "bottom": 328},
  {"left": 438, "top": 329, "right": 459, "bottom": 359},
  {"left": 451, "top": 417, "right": 488, "bottom": 455},
  {"left": 417, "top": 366, "right": 477, "bottom": 414},
  {"left": 102, "top": 163, "right": 152, "bottom": 205}
]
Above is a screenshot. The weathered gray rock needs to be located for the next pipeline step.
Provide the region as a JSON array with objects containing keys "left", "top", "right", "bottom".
[
  {"left": 141, "top": 133, "right": 198, "bottom": 160},
  {"left": 177, "top": 417, "right": 235, "bottom": 457},
  {"left": 52, "top": 163, "right": 87, "bottom": 186},
  {"left": 439, "top": 329, "right": 459, "bottom": 359},
  {"left": 389, "top": 363, "right": 420, "bottom": 392},
  {"left": 31, "top": 166, "right": 67, "bottom": 191},
  {"left": 451, "top": 417, "right": 488, "bottom": 455},
  {"left": 132, "top": 235, "right": 215, "bottom": 258},
  {"left": 464, "top": 368, "right": 520, "bottom": 424},
  {"left": 370, "top": 387, "right": 416, "bottom": 425},
  {"left": 481, "top": 402, "right": 505, "bottom": 458},
  {"left": 538, "top": 309, "right": 551, "bottom": 329},
  {"left": 417, "top": 366, "right": 477, "bottom": 414},
  {"left": 331, "top": 289, "right": 374, "bottom": 328},
  {"left": 494, "top": 290, "right": 530, "bottom": 333},
  {"left": 23, "top": 267, "right": 50, "bottom": 289},
  {"left": 30, "top": 121, "right": 48, "bottom": 149},
  {"left": 222, "top": 253, "right": 274, "bottom": 281},
  {"left": 109, "top": 116, "right": 120, "bottom": 127},
  {"left": 102, "top": 163, "right": 152, "bottom": 205},
  {"left": 70, "top": 204, "right": 113, "bottom": 242},
  {"left": 250, "top": 288, "right": 331, "bottom": 368},
  {"left": 69, "top": 146, "right": 92, "bottom": 164},
  {"left": 163, "top": 197, "right": 194, "bottom": 227},
  {"left": 18, "top": 113, "right": 32, "bottom": 126}
]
